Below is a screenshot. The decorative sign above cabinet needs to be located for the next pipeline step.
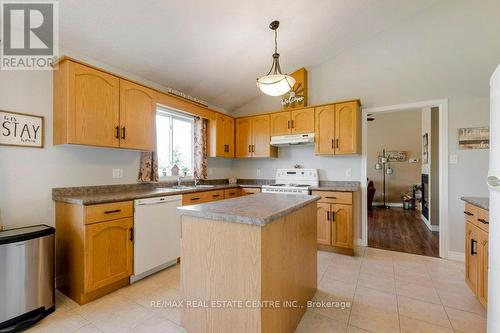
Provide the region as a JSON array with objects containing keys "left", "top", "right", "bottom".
[
  {"left": 0, "top": 110, "right": 44, "bottom": 148},
  {"left": 281, "top": 67, "right": 308, "bottom": 109}
]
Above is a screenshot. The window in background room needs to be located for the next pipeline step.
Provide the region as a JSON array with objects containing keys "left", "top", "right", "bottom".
[{"left": 156, "top": 107, "right": 194, "bottom": 178}]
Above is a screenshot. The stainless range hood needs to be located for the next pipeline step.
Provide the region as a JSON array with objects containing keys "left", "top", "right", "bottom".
[{"left": 270, "top": 133, "right": 315, "bottom": 146}]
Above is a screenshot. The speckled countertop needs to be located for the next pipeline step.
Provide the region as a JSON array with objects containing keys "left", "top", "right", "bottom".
[
  {"left": 461, "top": 197, "right": 489, "bottom": 211},
  {"left": 177, "top": 193, "right": 320, "bottom": 226},
  {"left": 52, "top": 180, "right": 360, "bottom": 205},
  {"left": 53, "top": 184, "right": 242, "bottom": 205}
]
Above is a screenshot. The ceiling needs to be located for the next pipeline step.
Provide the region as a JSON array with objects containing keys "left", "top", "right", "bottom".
[{"left": 59, "top": 0, "right": 442, "bottom": 111}]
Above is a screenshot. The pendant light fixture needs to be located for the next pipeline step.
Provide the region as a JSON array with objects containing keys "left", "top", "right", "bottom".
[{"left": 256, "top": 20, "right": 296, "bottom": 96}]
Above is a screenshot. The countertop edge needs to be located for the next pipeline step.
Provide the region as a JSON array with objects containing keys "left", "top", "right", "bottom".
[
  {"left": 177, "top": 194, "right": 321, "bottom": 226},
  {"left": 460, "top": 196, "right": 489, "bottom": 211}
]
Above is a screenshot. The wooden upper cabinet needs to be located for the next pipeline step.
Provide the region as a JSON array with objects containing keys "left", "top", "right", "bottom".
[
  {"left": 317, "top": 203, "right": 331, "bottom": 246},
  {"left": 235, "top": 117, "right": 252, "bottom": 158},
  {"left": 291, "top": 108, "right": 315, "bottom": 134},
  {"left": 210, "top": 113, "right": 234, "bottom": 158},
  {"left": 84, "top": 217, "right": 133, "bottom": 293},
  {"left": 270, "top": 111, "right": 291, "bottom": 136},
  {"left": 54, "top": 60, "right": 120, "bottom": 147},
  {"left": 315, "top": 105, "right": 335, "bottom": 155},
  {"left": 331, "top": 204, "right": 353, "bottom": 249},
  {"left": 224, "top": 116, "right": 235, "bottom": 157},
  {"left": 119, "top": 79, "right": 156, "bottom": 151},
  {"left": 251, "top": 115, "right": 273, "bottom": 158},
  {"left": 335, "top": 101, "right": 360, "bottom": 154}
]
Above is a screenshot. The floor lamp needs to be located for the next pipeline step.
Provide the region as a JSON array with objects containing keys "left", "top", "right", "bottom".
[{"left": 374, "top": 149, "right": 394, "bottom": 209}]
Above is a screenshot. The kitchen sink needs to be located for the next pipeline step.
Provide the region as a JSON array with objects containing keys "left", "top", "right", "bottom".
[
  {"left": 171, "top": 185, "right": 197, "bottom": 190},
  {"left": 194, "top": 184, "right": 215, "bottom": 188}
]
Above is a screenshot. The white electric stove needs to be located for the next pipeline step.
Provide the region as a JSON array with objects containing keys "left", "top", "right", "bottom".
[{"left": 261, "top": 168, "right": 319, "bottom": 195}]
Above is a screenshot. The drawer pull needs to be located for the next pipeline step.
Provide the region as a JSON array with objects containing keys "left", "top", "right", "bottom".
[
  {"left": 326, "top": 196, "right": 337, "bottom": 199},
  {"left": 464, "top": 211, "right": 474, "bottom": 216},
  {"left": 104, "top": 209, "right": 121, "bottom": 214},
  {"left": 212, "top": 194, "right": 221, "bottom": 198},
  {"left": 471, "top": 239, "right": 477, "bottom": 255},
  {"left": 478, "top": 218, "right": 489, "bottom": 224},
  {"left": 190, "top": 197, "right": 200, "bottom": 201}
]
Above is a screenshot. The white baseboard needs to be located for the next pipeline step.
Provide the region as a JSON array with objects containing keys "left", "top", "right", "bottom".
[
  {"left": 355, "top": 238, "right": 365, "bottom": 246},
  {"left": 447, "top": 251, "right": 465, "bottom": 262},
  {"left": 421, "top": 215, "right": 439, "bottom": 232},
  {"left": 372, "top": 202, "right": 403, "bottom": 208}
]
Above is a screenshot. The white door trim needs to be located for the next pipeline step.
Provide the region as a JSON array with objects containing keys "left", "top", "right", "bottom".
[{"left": 361, "top": 99, "right": 449, "bottom": 259}]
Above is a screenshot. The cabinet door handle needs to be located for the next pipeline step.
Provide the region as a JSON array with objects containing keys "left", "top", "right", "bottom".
[
  {"left": 331, "top": 139, "right": 334, "bottom": 149},
  {"left": 336, "top": 139, "right": 339, "bottom": 149},
  {"left": 327, "top": 211, "right": 330, "bottom": 221},
  {"left": 121, "top": 127, "right": 126, "bottom": 139},
  {"left": 478, "top": 218, "right": 489, "bottom": 224},
  {"left": 464, "top": 211, "right": 474, "bottom": 216},
  {"left": 252, "top": 145, "right": 255, "bottom": 152},
  {"left": 115, "top": 126, "right": 120, "bottom": 139},
  {"left": 287, "top": 120, "right": 290, "bottom": 129},
  {"left": 104, "top": 209, "right": 121, "bottom": 214},
  {"left": 248, "top": 145, "right": 252, "bottom": 153},
  {"left": 130, "top": 227, "right": 134, "bottom": 242},
  {"left": 331, "top": 211, "right": 335, "bottom": 222},
  {"left": 471, "top": 239, "right": 477, "bottom": 255}
]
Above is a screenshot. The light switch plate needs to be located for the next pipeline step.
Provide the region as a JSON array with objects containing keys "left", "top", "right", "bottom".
[
  {"left": 345, "top": 168, "right": 352, "bottom": 177},
  {"left": 112, "top": 168, "right": 123, "bottom": 178},
  {"left": 449, "top": 154, "right": 458, "bottom": 164}
]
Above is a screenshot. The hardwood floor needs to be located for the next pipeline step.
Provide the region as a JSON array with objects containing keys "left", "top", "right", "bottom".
[{"left": 368, "top": 207, "right": 439, "bottom": 257}]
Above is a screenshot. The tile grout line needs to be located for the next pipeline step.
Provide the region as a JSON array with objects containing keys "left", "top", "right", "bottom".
[{"left": 346, "top": 249, "right": 368, "bottom": 331}]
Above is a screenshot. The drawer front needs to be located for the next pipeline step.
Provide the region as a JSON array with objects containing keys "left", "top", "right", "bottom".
[
  {"left": 224, "top": 188, "right": 239, "bottom": 199},
  {"left": 239, "top": 187, "right": 261, "bottom": 196},
  {"left": 477, "top": 208, "right": 489, "bottom": 233},
  {"left": 207, "top": 190, "right": 224, "bottom": 201},
  {"left": 312, "top": 191, "right": 352, "bottom": 204},
  {"left": 464, "top": 204, "right": 479, "bottom": 226},
  {"left": 182, "top": 190, "right": 225, "bottom": 206},
  {"left": 183, "top": 192, "right": 210, "bottom": 205},
  {"left": 85, "top": 201, "right": 133, "bottom": 224}
]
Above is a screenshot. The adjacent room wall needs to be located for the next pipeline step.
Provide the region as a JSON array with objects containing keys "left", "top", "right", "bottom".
[
  {"left": 231, "top": 0, "right": 497, "bottom": 254},
  {"left": 367, "top": 110, "right": 422, "bottom": 204},
  {"left": 0, "top": 58, "right": 232, "bottom": 229}
]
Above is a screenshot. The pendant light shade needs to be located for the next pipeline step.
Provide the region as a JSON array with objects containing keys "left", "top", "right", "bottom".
[{"left": 256, "top": 21, "right": 295, "bottom": 96}]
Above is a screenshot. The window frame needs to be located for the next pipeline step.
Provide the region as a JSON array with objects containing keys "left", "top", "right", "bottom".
[{"left": 156, "top": 107, "right": 195, "bottom": 181}]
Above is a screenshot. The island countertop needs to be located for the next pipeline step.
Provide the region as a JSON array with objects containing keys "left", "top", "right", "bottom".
[{"left": 177, "top": 192, "right": 320, "bottom": 226}]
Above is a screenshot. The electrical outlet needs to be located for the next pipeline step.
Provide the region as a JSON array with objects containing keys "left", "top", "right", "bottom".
[
  {"left": 112, "top": 168, "right": 123, "bottom": 179},
  {"left": 449, "top": 154, "right": 458, "bottom": 164},
  {"left": 345, "top": 168, "right": 352, "bottom": 177}
]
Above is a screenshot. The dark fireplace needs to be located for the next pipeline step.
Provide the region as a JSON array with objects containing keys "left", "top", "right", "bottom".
[{"left": 422, "top": 174, "right": 429, "bottom": 220}]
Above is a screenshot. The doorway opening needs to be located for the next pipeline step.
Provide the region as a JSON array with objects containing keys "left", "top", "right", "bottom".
[{"left": 361, "top": 100, "right": 449, "bottom": 258}]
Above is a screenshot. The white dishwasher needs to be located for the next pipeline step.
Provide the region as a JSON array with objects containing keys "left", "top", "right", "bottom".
[{"left": 131, "top": 195, "right": 182, "bottom": 283}]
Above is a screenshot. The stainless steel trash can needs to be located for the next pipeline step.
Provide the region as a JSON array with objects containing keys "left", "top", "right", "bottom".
[{"left": 0, "top": 225, "right": 55, "bottom": 332}]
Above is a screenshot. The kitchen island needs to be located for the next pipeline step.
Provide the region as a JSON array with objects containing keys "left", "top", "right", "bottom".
[{"left": 177, "top": 193, "right": 319, "bottom": 333}]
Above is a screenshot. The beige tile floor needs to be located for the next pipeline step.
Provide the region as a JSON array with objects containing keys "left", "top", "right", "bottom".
[{"left": 26, "top": 247, "right": 486, "bottom": 333}]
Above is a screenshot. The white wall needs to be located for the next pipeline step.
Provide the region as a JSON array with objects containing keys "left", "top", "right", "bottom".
[
  {"left": 0, "top": 65, "right": 231, "bottom": 230},
  {"left": 232, "top": 0, "right": 497, "bottom": 253}
]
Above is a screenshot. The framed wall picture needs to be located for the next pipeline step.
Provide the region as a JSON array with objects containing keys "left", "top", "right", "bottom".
[
  {"left": 458, "top": 126, "right": 490, "bottom": 149},
  {"left": 422, "top": 133, "right": 429, "bottom": 164},
  {"left": 0, "top": 110, "right": 44, "bottom": 148}
]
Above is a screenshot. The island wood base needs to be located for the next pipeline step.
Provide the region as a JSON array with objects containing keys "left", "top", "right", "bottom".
[{"left": 180, "top": 202, "right": 317, "bottom": 333}]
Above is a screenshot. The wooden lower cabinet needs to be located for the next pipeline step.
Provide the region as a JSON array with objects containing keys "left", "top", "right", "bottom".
[
  {"left": 84, "top": 218, "right": 133, "bottom": 293},
  {"left": 316, "top": 203, "right": 331, "bottom": 245},
  {"left": 312, "top": 191, "right": 354, "bottom": 254},
  {"left": 224, "top": 188, "right": 239, "bottom": 199},
  {"left": 464, "top": 204, "right": 489, "bottom": 308},
  {"left": 239, "top": 187, "right": 261, "bottom": 196},
  {"left": 56, "top": 201, "right": 134, "bottom": 304}
]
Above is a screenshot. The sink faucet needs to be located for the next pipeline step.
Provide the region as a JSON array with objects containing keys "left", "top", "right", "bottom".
[
  {"left": 194, "top": 176, "right": 199, "bottom": 187},
  {"left": 177, "top": 175, "right": 183, "bottom": 187}
]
